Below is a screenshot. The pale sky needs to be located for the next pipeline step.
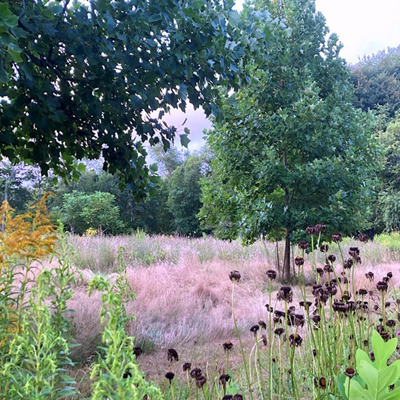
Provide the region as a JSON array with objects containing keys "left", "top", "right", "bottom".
[{"left": 166, "top": 0, "right": 400, "bottom": 152}]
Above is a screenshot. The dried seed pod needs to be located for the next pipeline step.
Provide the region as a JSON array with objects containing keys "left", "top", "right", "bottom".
[
  {"left": 315, "top": 224, "right": 327, "bottom": 233},
  {"left": 165, "top": 372, "right": 175, "bottom": 382},
  {"left": 266, "top": 270, "right": 277, "bottom": 280},
  {"left": 306, "top": 226, "right": 316, "bottom": 235},
  {"left": 183, "top": 362, "right": 192, "bottom": 372},
  {"left": 377, "top": 281, "right": 388, "bottom": 292},
  {"left": 295, "top": 256, "right": 304, "bottom": 266},
  {"left": 190, "top": 368, "right": 202, "bottom": 379},
  {"left": 223, "top": 341, "right": 233, "bottom": 351},
  {"left": 298, "top": 241, "right": 309, "bottom": 250},
  {"left": 327, "top": 254, "right": 336, "bottom": 263},
  {"left": 229, "top": 270, "right": 241, "bottom": 282},
  {"left": 250, "top": 325, "right": 259, "bottom": 334},
  {"left": 324, "top": 264, "right": 333, "bottom": 273},
  {"left": 258, "top": 320, "right": 267, "bottom": 329},
  {"left": 357, "top": 289, "right": 368, "bottom": 296},
  {"left": 274, "top": 328, "right": 285, "bottom": 336},
  {"left": 133, "top": 346, "right": 143, "bottom": 357},
  {"left": 219, "top": 374, "right": 231, "bottom": 385},
  {"left": 233, "top": 395, "right": 243, "bottom": 400},
  {"left": 320, "top": 244, "right": 329, "bottom": 253},
  {"left": 123, "top": 370, "right": 132, "bottom": 379},
  {"left": 299, "top": 300, "right": 312, "bottom": 309},
  {"left": 365, "top": 272, "right": 374, "bottom": 281},
  {"left": 167, "top": 348, "right": 179, "bottom": 362},
  {"left": 277, "top": 286, "right": 293, "bottom": 302},
  {"left": 332, "top": 232, "right": 342, "bottom": 242},
  {"left": 314, "top": 376, "right": 327, "bottom": 389},
  {"left": 196, "top": 375, "right": 207, "bottom": 388},
  {"left": 289, "top": 333, "right": 302, "bottom": 347},
  {"left": 344, "top": 367, "right": 356, "bottom": 378}
]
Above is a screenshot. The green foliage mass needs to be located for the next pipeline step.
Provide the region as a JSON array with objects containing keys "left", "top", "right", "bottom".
[
  {"left": 200, "top": 0, "right": 378, "bottom": 279},
  {"left": 56, "top": 191, "right": 125, "bottom": 235},
  {"left": 351, "top": 46, "right": 400, "bottom": 121},
  {"left": 0, "top": 0, "right": 264, "bottom": 199},
  {"left": 168, "top": 152, "right": 209, "bottom": 236}
]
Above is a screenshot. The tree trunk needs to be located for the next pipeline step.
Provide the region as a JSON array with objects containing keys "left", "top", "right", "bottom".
[{"left": 283, "top": 228, "right": 291, "bottom": 282}]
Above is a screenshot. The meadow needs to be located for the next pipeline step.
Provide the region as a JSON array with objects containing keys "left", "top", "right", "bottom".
[{"left": 2, "top": 202, "right": 400, "bottom": 399}]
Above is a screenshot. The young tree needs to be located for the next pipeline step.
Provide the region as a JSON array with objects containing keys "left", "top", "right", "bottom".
[
  {"left": 200, "top": 0, "right": 378, "bottom": 280},
  {"left": 0, "top": 0, "right": 268, "bottom": 199},
  {"left": 168, "top": 152, "right": 209, "bottom": 236}
]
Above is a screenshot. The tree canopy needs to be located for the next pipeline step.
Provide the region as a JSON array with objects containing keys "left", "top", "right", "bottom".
[
  {"left": 0, "top": 0, "right": 270, "bottom": 198},
  {"left": 351, "top": 46, "right": 400, "bottom": 122},
  {"left": 200, "top": 0, "right": 378, "bottom": 280}
]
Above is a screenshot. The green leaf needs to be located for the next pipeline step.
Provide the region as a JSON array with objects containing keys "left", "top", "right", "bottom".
[
  {"left": 371, "top": 331, "right": 398, "bottom": 369},
  {"left": 180, "top": 133, "right": 190, "bottom": 148}
]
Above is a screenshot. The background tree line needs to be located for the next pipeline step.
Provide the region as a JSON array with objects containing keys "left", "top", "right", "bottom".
[{"left": 3, "top": 42, "right": 400, "bottom": 243}]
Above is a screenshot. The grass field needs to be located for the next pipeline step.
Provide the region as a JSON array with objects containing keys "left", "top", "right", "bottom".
[{"left": 61, "top": 232, "right": 400, "bottom": 399}]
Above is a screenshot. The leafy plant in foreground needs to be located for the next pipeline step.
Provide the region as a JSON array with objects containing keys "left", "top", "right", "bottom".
[
  {"left": 88, "top": 248, "right": 162, "bottom": 399},
  {"left": 338, "top": 330, "right": 400, "bottom": 399}
]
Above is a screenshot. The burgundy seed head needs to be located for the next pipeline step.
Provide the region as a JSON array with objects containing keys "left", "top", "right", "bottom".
[
  {"left": 344, "top": 367, "right": 356, "bottom": 378},
  {"left": 196, "top": 375, "right": 207, "bottom": 388},
  {"left": 266, "top": 269, "right": 277, "bottom": 280},
  {"left": 366, "top": 272, "right": 374, "bottom": 281},
  {"left": 315, "top": 224, "right": 327, "bottom": 233},
  {"left": 320, "top": 244, "right": 329, "bottom": 253},
  {"left": 327, "top": 254, "right": 336, "bottom": 263},
  {"left": 314, "top": 376, "right": 327, "bottom": 389},
  {"left": 229, "top": 270, "right": 241, "bottom": 282},
  {"left": 377, "top": 281, "right": 388, "bottom": 292},
  {"left": 387, "top": 272, "right": 393, "bottom": 278},
  {"left": 190, "top": 368, "right": 202, "bottom": 379},
  {"left": 223, "top": 341, "right": 233, "bottom": 351},
  {"left": 344, "top": 258, "right": 354, "bottom": 269},
  {"left": 298, "top": 241, "right": 309, "bottom": 250},
  {"left": 133, "top": 346, "right": 143, "bottom": 357},
  {"left": 274, "top": 328, "right": 285, "bottom": 336},
  {"left": 167, "top": 348, "right": 179, "bottom": 362},
  {"left": 277, "top": 286, "right": 293, "bottom": 302},
  {"left": 183, "top": 362, "right": 192, "bottom": 372},
  {"left": 258, "top": 320, "right": 267, "bottom": 329},
  {"left": 324, "top": 264, "right": 333, "bottom": 273},
  {"left": 219, "top": 374, "right": 230, "bottom": 385},
  {"left": 332, "top": 232, "right": 342, "bottom": 242},
  {"left": 165, "top": 372, "right": 175, "bottom": 382},
  {"left": 386, "top": 319, "right": 396, "bottom": 328},
  {"left": 289, "top": 333, "right": 303, "bottom": 347},
  {"left": 295, "top": 256, "right": 304, "bottom": 266},
  {"left": 250, "top": 325, "right": 259, "bottom": 334},
  {"left": 306, "top": 225, "right": 316, "bottom": 235}
]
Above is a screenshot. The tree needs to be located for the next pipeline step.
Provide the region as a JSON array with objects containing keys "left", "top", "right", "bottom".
[
  {"left": 374, "top": 118, "right": 400, "bottom": 232},
  {"left": 59, "top": 191, "right": 125, "bottom": 234},
  {"left": 168, "top": 152, "right": 209, "bottom": 236},
  {"left": 200, "top": 0, "right": 378, "bottom": 280},
  {"left": 351, "top": 46, "right": 400, "bottom": 121},
  {"left": 0, "top": 0, "right": 267, "bottom": 199},
  {"left": 0, "top": 159, "right": 33, "bottom": 212}
]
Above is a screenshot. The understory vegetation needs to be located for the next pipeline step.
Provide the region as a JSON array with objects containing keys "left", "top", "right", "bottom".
[{"left": 3, "top": 203, "right": 400, "bottom": 399}]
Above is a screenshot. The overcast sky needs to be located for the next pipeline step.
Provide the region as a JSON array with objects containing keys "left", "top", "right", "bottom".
[{"left": 165, "top": 0, "right": 400, "bottom": 152}]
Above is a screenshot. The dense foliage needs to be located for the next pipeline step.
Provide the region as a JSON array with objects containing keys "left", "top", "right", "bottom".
[
  {"left": 200, "top": 0, "right": 378, "bottom": 279},
  {"left": 0, "top": 0, "right": 264, "bottom": 199}
]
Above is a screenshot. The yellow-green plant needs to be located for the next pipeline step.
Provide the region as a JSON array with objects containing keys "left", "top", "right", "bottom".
[{"left": 0, "top": 195, "right": 77, "bottom": 399}]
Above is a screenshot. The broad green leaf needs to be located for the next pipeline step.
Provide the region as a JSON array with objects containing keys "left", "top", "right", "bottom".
[{"left": 371, "top": 331, "right": 398, "bottom": 369}]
